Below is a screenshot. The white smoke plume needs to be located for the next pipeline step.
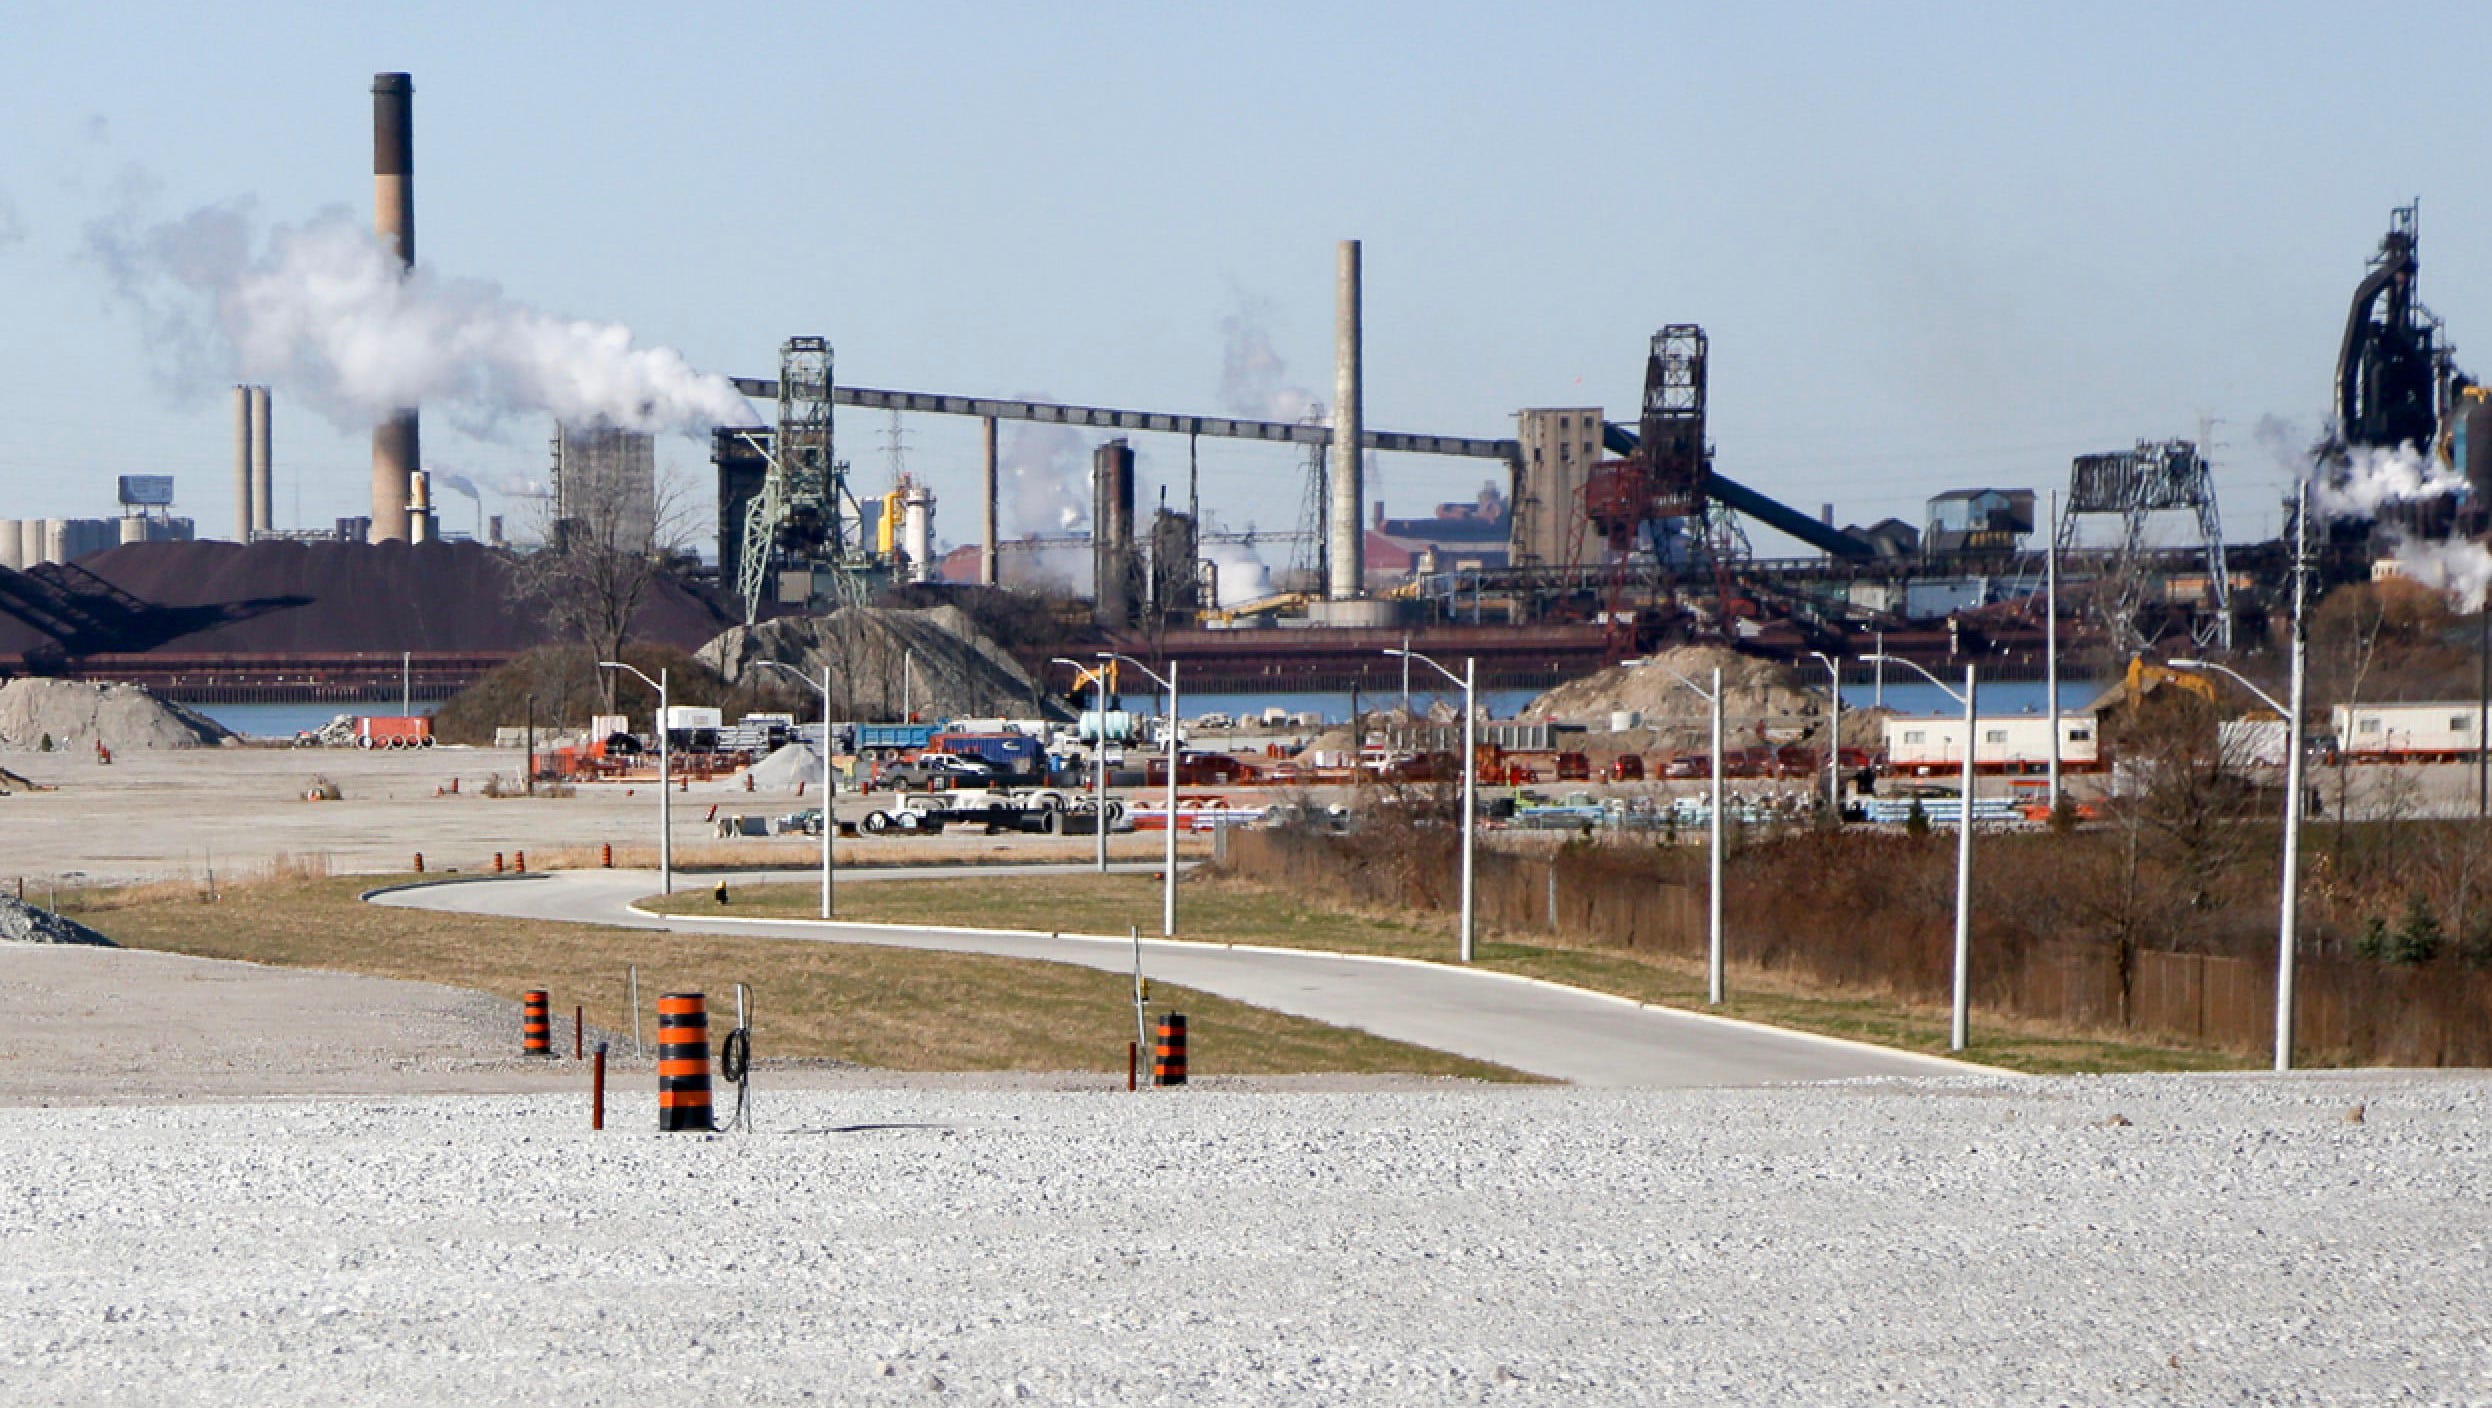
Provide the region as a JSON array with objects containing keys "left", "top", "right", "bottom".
[
  {"left": 432, "top": 471, "right": 480, "bottom": 501},
  {"left": 1199, "top": 538, "right": 1275, "bottom": 607},
  {"left": 1000, "top": 413, "right": 1089, "bottom": 536},
  {"left": 2379, "top": 529, "right": 2492, "bottom": 613},
  {"left": 88, "top": 199, "right": 750, "bottom": 436},
  {"left": 1218, "top": 296, "right": 1321, "bottom": 423},
  {"left": 2311, "top": 442, "right": 2466, "bottom": 517}
]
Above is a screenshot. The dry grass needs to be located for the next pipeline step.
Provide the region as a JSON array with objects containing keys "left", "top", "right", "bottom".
[
  {"left": 648, "top": 870, "right": 2247, "bottom": 1076},
  {"left": 65, "top": 874, "right": 1525, "bottom": 1082}
]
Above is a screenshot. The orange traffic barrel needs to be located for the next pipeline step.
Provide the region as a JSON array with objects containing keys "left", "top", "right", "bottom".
[
  {"left": 521, "top": 989, "right": 552, "bottom": 1056},
  {"left": 1152, "top": 1013, "right": 1188, "bottom": 1087},
  {"left": 413, "top": 852, "right": 425, "bottom": 873},
  {"left": 493, "top": 851, "right": 505, "bottom": 874},
  {"left": 514, "top": 850, "right": 527, "bottom": 874},
  {"left": 657, "top": 993, "right": 714, "bottom": 1132},
  {"left": 600, "top": 842, "right": 613, "bottom": 868}
]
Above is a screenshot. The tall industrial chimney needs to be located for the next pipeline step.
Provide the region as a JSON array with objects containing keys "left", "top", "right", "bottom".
[
  {"left": 249, "top": 385, "right": 273, "bottom": 535},
  {"left": 1329, "top": 239, "right": 1364, "bottom": 600},
  {"left": 232, "top": 385, "right": 254, "bottom": 542},
  {"left": 369, "top": 73, "right": 418, "bottom": 543}
]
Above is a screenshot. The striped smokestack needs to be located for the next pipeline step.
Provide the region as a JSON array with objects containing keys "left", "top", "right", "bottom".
[{"left": 369, "top": 72, "right": 417, "bottom": 543}]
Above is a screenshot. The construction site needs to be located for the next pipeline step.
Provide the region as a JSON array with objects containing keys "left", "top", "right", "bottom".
[{"left": 0, "top": 76, "right": 2486, "bottom": 706}]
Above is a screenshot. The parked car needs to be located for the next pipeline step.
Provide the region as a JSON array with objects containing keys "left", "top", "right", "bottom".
[{"left": 873, "top": 754, "right": 1000, "bottom": 791}]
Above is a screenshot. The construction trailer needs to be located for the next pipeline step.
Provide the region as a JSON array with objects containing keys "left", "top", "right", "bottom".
[
  {"left": 1883, "top": 714, "right": 2102, "bottom": 775},
  {"left": 2330, "top": 702, "right": 2491, "bottom": 761}
]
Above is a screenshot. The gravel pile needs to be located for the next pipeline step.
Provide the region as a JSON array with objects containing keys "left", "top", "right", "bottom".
[
  {"left": 701, "top": 605, "right": 1071, "bottom": 722},
  {"left": 747, "top": 740, "right": 825, "bottom": 790},
  {"left": 0, "top": 1072, "right": 2482, "bottom": 1403},
  {"left": 0, "top": 894, "right": 115, "bottom": 946},
  {"left": 0, "top": 678, "right": 234, "bottom": 752}
]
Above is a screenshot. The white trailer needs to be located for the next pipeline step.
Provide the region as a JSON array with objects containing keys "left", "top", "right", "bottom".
[
  {"left": 1883, "top": 713, "right": 2101, "bottom": 775},
  {"left": 2330, "top": 702, "right": 2490, "bottom": 761}
]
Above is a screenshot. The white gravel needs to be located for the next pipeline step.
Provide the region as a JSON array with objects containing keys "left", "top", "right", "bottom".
[
  {"left": 0, "top": 896, "right": 113, "bottom": 946},
  {"left": 1, "top": 1072, "right": 2484, "bottom": 1405}
]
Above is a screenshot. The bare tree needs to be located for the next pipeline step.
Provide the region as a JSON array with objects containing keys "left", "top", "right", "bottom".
[{"left": 511, "top": 446, "right": 699, "bottom": 716}]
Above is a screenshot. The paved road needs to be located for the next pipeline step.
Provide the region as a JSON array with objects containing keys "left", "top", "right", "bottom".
[{"left": 376, "top": 866, "right": 1977, "bottom": 1087}]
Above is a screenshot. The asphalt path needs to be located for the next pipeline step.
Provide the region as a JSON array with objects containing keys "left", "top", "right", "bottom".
[{"left": 375, "top": 865, "right": 1977, "bottom": 1087}]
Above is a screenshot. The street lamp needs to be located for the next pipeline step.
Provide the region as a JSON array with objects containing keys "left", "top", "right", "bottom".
[
  {"left": 2168, "top": 656, "right": 2304, "bottom": 1072},
  {"left": 1052, "top": 657, "right": 1109, "bottom": 873},
  {"left": 596, "top": 660, "right": 671, "bottom": 895},
  {"left": 1102, "top": 652, "right": 1180, "bottom": 937},
  {"left": 1864, "top": 653, "right": 1978, "bottom": 1051},
  {"left": 1807, "top": 650, "right": 1842, "bottom": 816},
  {"left": 755, "top": 660, "right": 835, "bottom": 919},
  {"left": 1383, "top": 648, "right": 1477, "bottom": 964},
  {"left": 1654, "top": 662, "right": 1727, "bottom": 1005}
]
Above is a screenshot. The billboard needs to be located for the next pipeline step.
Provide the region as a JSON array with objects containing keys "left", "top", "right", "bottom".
[{"left": 118, "top": 475, "right": 175, "bottom": 507}]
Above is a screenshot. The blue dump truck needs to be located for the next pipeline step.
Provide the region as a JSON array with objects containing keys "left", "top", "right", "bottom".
[
  {"left": 855, "top": 722, "right": 939, "bottom": 755},
  {"left": 927, "top": 731, "right": 1044, "bottom": 780}
]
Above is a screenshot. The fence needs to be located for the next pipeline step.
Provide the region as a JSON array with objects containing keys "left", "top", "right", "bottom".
[{"left": 1220, "top": 827, "right": 2492, "bottom": 1066}]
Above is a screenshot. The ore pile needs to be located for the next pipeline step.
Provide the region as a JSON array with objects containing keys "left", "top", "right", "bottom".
[
  {"left": 0, "top": 895, "right": 116, "bottom": 947},
  {"left": 1522, "top": 644, "right": 1886, "bottom": 752},
  {"left": 33, "top": 539, "right": 737, "bottom": 655},
  {"left": 0, "top": 679, "right": 235, "bottom": 751},
  {"left": 701, "top": 606, "right": 1073, "bottom": 723}
]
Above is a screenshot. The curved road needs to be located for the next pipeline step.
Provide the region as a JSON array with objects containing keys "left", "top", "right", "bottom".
[{"left": 377, "top": 866, "right": 1978, "bottom": 1087}]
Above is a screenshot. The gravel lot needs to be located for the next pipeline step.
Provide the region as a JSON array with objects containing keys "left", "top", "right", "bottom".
[{"left": 1, "top": 1072, "right": 2483, "bottom": 1405}]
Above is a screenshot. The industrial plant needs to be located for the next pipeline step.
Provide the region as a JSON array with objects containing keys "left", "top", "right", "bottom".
[{"left": 0, "top": 73, "right": 2484, "bottom": 706}]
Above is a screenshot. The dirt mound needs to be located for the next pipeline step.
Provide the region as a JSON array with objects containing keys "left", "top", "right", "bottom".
[
  {"left": 1525, "top": 646, "right": 1829, "bottom": 745},
  {"left": 700, "top": 606, "right": 1072, "bottom": 723},
  {"left": 0, "top": 895, "right": 115, "bottom": 946},
  {"left": 0, "top": 679, "right": 235, "bottom": 752}
]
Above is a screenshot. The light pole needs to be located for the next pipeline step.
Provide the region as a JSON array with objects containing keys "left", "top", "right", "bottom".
[
  {"left": 1655, "top": 662, "right": 1727, "bottom": 1004},
  {"left": 2172, "top": 487, "right": 2309, "bottom": 1071},
  {"left": 1053, "top": 657, "right": 1109, "bottom": 872},
  {"left": 1384, "top": 648, "right": 1477, "bottom": 963},
  {"left": 2046, "top": 488, "right": 2063, "bottom": 817},
  {"left": 597, "top": 660, "right": 671, "bottom": 895},
  {"left": 1808, "top": 650, "right": 1842, "bottom": 816},
  {"left": 1865, "top": 653, "right": 1977, "bottom": 1051},
  {"left": 757, "top": 660, "right": 835, "bottom": 919},
  {"left": 1103, "top": 653, "right": 1181, "bottom": 937}
]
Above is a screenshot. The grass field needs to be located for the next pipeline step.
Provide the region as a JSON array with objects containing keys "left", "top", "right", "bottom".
[
  {"left": 64, "top": 869, "right": 1526, "bottom": 1082},
  {"left": 643, "top": 871, "right": 2253, "bottom": 1076}
]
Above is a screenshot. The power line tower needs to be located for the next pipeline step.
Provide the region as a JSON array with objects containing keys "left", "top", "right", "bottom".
[{"left": 2056, "top": 438, "right": 2229, "bottom": 653}]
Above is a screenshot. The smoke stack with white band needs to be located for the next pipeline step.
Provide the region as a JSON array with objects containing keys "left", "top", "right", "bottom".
[{"left": 369, "top": 73, "right": 418, "bottom": 543}]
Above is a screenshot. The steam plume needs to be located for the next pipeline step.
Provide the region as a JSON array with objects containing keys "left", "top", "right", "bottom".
[
  {"left": 88, "top": 200, "right": 750, "bottom": 436},
  {"left": 2380, "top": 529, "right": 2492, "bottom": 613},
  {"left": 2313, "top": 442, "right": 2465, "bottom": 517}
]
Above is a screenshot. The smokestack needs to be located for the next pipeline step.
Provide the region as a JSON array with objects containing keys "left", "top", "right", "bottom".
[
  {"left": 232, "top": 386, "right": 254, "bottom": 542},
  {"left": 1092, "top": 439, "right": 1137, "bottom": 628},
  {"left": 980, "top": 416, "right": 999, "bottom": 587},
  {"left": 408, "top": 469, "right": 434, "bottom": 544},
  {"left": 250, "top": 385, "right": 273, "bottom": 535},
  {"left": 369, "top": 73, "right": 417, "bottom": 543},
  {"left": 1329, "top": 239, "right": 1363, "bottom": 600}
]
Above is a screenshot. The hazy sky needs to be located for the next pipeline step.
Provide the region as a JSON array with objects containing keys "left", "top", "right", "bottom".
[{"left": 2, "top": 1, "right": 2485, "bottom": 559}]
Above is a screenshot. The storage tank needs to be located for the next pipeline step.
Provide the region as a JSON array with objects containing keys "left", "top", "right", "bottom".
[
  {"left": 2459, "top": 391, "right": 2492, "bottom": 504},
  {"left": 902, "top": 481, "right": 934, "bottom": 583},
  {"left": 38, "top": 519, "right": 68, "bottom": 566},
  {"left": 118, "top": 517, "right": 148, "bottom": 546},
  {"left": 0, "top": 519, "right": 21, "bottom": 571}
]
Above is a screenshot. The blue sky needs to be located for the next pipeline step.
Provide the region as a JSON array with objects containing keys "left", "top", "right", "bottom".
[{"left": 1, "top": 1, "right": 2485, "bottom": 557}]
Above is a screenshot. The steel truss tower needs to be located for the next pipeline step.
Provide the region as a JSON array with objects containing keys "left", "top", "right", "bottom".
[{"left": 2056, "top": 438, "right": 2229, "bottom": 653}]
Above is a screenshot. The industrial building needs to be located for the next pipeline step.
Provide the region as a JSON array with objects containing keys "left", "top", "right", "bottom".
[{"left": 551, "top": 424, "right": 657, "bottom": 551}]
